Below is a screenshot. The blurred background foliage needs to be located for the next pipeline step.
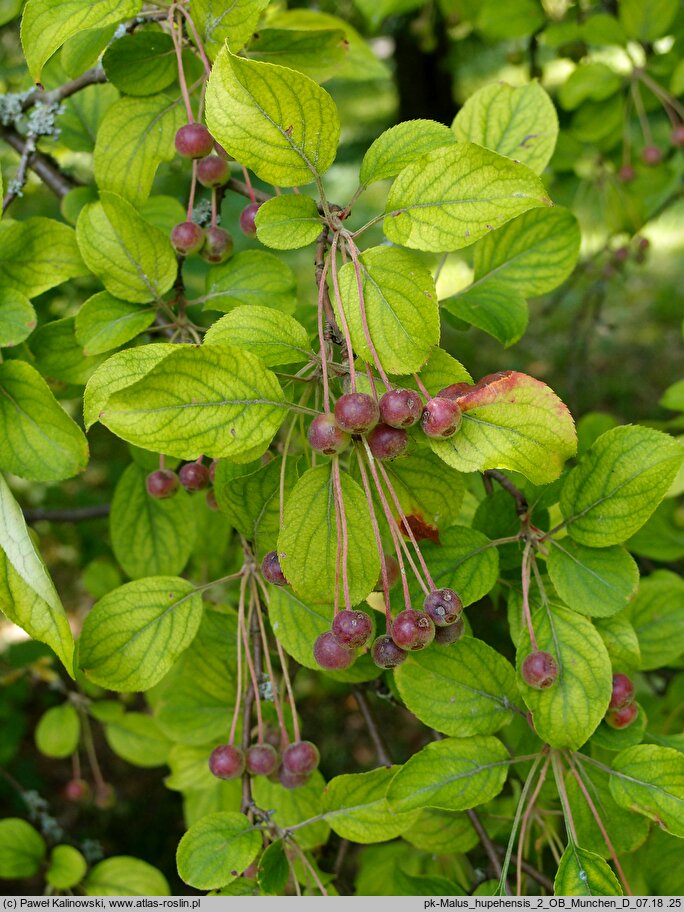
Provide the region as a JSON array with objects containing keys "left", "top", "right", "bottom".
[{"left": 1, "top": 0, "right": 683, "bottom": 894}]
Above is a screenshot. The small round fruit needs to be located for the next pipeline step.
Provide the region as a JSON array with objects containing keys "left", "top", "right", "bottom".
[
  {"left": 239, "top": 202, "right": 261, "bottom": 238},
  {"left": 197, "top": 154, "right": 230, "bottom": 188},
  {"left": 282, "top": 740, "right": 320, "bottom": 775},
  {"left": 421, "top": 397, "right": 462, "bottom": 438},
  {"left": 171, "top": 221, "right": 205, "bottom": 256},
  {"left": 423, "top": 588, "right": 463, "bottom": 626},
  {"left": 392, "top": 608, "right": 435, "bottom": 651},
  {"left": 331, "top": 609, "right": 373, "bottom": 648},
  {"left": 246, "top": 743, "right": 279, "bottom": 777},
  {"left": 146, "top": 469, "right": 178, "bottom": 499},
  {"left": 617, "top": 163, "right": 636, "bottom": 183},
  {"left": 371, "top": 634, "right": 407, "bottom": 668},
  {"left": 378, "top": 388, "right": 422, "bottom": 428},
  {"left": 438, "top": 382, "right": 473, "bottom": 400},
  {"left": 175, "top": 123, "right": 214, "bottom": 159},
  {"left": 641, "top": 144, "right": 663, "bottom": 166},
  {"left": 63, "top": 779, "right": 90, "bottom": 802},
  {"left": 334, "top": 392, "right": 380, "bottom": 434},
  {"left": 94, "top": 783, "right": 116, "bottom": 810},
  {"left": 672, "top": 124, "right": 684, "bottom": 147},
  {"left": 307, "top": 413, "right": 350, "bottom": 455},
  {"left": 179, "top": 461, "right": 210, "bottom": 491},
  {"left": 375, "top": 554, "right": 400, "bottom": 591},
  {"left": 262, "top": 550, "right": 288, "bottom": 586},
  {"left": 209, "top": 744, "right": 245, "bottom": 780},
  {"left": 278, "top": 766, "right": 310, "bottom": 789},
  {"left": 200, "top": 227, "right": 234, "bottom": 264},
  {"left": 313, "top": 631, "right": 355, "bottom": 670},
  {"left": 605, "top": 703, "right": 639, "bottom": 730},
  {"left": 521, "top": 651, "right": 559, "bottom": 690},
  {"left": 609, "top": 673, "right": 635, "bottom": 710},
  {"left": 367, "top": 423, "right": 408, "bottom": 460},
  {"left": 612, "top": 246, "right": 630, "bottom": 264},
  {"left": 434, "top": 617, "right": 465, "bottom": 646}
]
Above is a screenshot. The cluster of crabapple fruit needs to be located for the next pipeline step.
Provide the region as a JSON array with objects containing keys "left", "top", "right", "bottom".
[
  {"left": 145, "top": 457, "right": 219, "bottom": 510},
  {"left": 170, "top": 122, "right": 261, "bottom": 261},
  {"left": 209, "top": 736, "right": 320, "bottom": 790},
  {"left": 307, "top": 384, "right": 464, "bottom": 462},
  {"left": 604, "top": 673, "right": 638, "bottom": 729}
]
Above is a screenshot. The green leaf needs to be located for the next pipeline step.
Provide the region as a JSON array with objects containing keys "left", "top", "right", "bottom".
[
  {"left": 31, "top": 316, "right": 110, "bottom": 385},
  {"left": 429, "top": 371, "right": 577, "bottom": 485},
  {"left": 75, "top": 291, "right": 155, "bottom": 356},
  {"left": 379, "top": 448, "right": 465, "bottom": 536},
  {"left": 103, "top": 712, "right": 172, "bottom": 767},
  {"left": 322, "top": 767, "right": 419, "bottom": 843},
  {"left": 203, "top": 250, "right": 297, "bottom": 314},
  {"left": 84, "top": 857, "right": 170, "bottom": 896},
  {"left": 404, "top": 347, "right": 472, "bottom": 391},
  {"left": 360, "top": 120, "right": 456, "bottom": 186},
  {"left": 251, "top": 772, "right": 329, "bottom": 850},
  {"left": 254, "top": 195, "right": 322, "bottom": 250},
  {"left": 176, "top": 811, "right": 262, "bottom": 890},
  {"left": 278, "top": 464, "right": 380, "bottom": 606},
  {"left": 205, "top": 49, "right": 340, "bottom": 186},
  {"left": 0, "top": 819, "right": 45, "bottom": 879},
  {"left": 190, "top": 0, "right": 270, "bottom": 57},
  {"left": 403, "top": 809, "right": 478, "bottom": 853},
  {"left": 94, "top": 95, "right": 185, "bottom": 205},
  {"left": 336, "top": 245, "right": 440, "bottom": 375},
  {"left": 83, "top": 343, "right": 174, "bottom": 430},
  {"left": 58, "top": 83, "right": 119, "bottom": 152},
  {"left": 204, "top": 305, "right": 311, "bottom": 367},
  {"left": 266, "top": 8, "right": 388, "bottom": 81},
  {"left": 139, "top": 194, "right": 187, "bottom": 235},
  {"left": 452, "top": 81, "right": 558, "bottom": 175},
  {"left": 20, "top": 0, "right": 142, "bottom": 82},
  {"left": 443, "top": 279, "right": 528, "bottom": 347},
  {"left": 46, "top": 845, "right": 88, "bottom": 890},
  {"left": 619, "top": 0, "right": 679, "bottom": 41},
  {"left": 609, "top": 745, "right": 684, "bottom": 837},
  {"left": 415, "top": 526, "right": 499, "bottom": 607},
  {"left": 110, "top": 463, "right": 196, "bottom": 580},
  {"left": 661, "top": 378, "right": 684, "bottom": 412},
  {"left": 0, "top": 290, "right": 36, "bottom": 347},
  {"left": 384, "top": 143, "right": 550, "bottom": 253},
  {"left": 516, "top": 604, "right": 612, "bottom": 750},
  {"left": 566, "top": 764, "right": 649, "bottom": 857},
  {"left": 0, "top": 361, "right": 89, "bottom": 482},
  {"left": 593, "top": 614, "right": 641, "bottom": 674},
  {"left": 35, "top": 703, "right": 80, "bottom": 758},
  {"left": 267, "top": 586, "right": 376, "bottom": 682},
  {"left": 247, "top": 28, "right": 348, "bottom": 83},
  {"left": 624, "top": 570, "right": 684, "bottom": 670},
  {"left": 471, "top": 207, "right": 581, "bottom": 297},
  {"left": 99, "top": 344, "right": 286, "bottom": 461},
  {"left": 386, "top": 736, "right": 511, "bottom": 812},
  {"left": 395, "top": 637, "right": 518, "bottom": 736},
  {"left": 557, "top": 63, "right": 622, "bottom": 110},
  {"left": 475, "top": 0, "right": 544, "bottom": 39},
  {"left": 257, "top": 840, "right": 289, "bottom": 895},
  {"left": 78, "top": 576, "right": 204, "bottom": 691},
  {"left": 546, "top": 540, "right": 639, "bottom": 618},
  {"left": 560, "top": 426, "right": 684, "bottom": 547},
  {"left": 0, "top": 474, "right": 75, "bottom": 674},
  {"left": 554, "top": 845, "right": 622, "bottom": 896},
  {"left": 76, "top": 191, "right": 177, "bottom": 303},
  {"left": 0, "top": 217, "right": 86, "bottom": 298},
  {"left": 152, "top": 608, "right": 238, "bottom": 745},
  {"left": 102, "top": 31, "right": 177, "bottom": 95}
]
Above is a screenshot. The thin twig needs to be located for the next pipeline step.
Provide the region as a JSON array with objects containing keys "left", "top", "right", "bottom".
[
  {"left": 351, "top": 687, "right": 392, "bottom": 767},
  {"left": 23, "top": 504, "right": 110, "bottom": 523},
  {"left": 1, "top": 127, "right": 77, "bottom": 199},
  {"left": 485, "top": 470, "right": 528, "bottom": 517},
  {"left": 493, "top": 845, "right": 554, "bottom": 892},
  {"left": 466, "top": 808, "right": 507, "bottom": 890}
]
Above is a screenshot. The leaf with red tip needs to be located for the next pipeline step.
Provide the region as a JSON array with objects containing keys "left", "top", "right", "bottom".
[{"left": 428, "top": 371, "right": 576, "bottom": 485}]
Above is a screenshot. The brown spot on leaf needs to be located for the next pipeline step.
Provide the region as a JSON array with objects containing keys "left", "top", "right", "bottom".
[{"left": 400, "top": 513, "right": 440, "bottom": 543}]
